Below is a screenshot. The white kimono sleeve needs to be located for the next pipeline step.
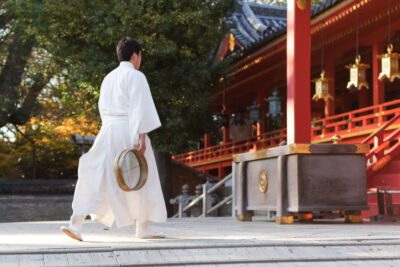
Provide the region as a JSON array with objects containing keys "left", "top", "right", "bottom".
[{"left": 128, "top": 72, "right": 161, "bottom": 146}]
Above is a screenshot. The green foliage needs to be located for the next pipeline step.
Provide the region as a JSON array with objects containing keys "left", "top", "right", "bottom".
[
  {"left": 28, "top": 0, "right": 235, "bottom": 153},
  {"left": 12, "top": 137, "right": 80, "bottom": 179},
  {"left": 0, "top": 1, "right": 59, "bottom": 128},
  {"left": 0, "top": 0, "right": 234, "bottom": 179},
  {"left": 0, "top": 113, "right": 96, "bottom": 179},
  {"left": 0, "top": 142, "right": 22, "bottom": 178},
  {"left": 0, "top": 137, "right": 81, "bottom": 179}
]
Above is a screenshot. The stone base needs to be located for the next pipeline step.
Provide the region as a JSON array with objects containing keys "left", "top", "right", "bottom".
[{"left": 275, "top": 216, "right": 294, "bottom": 224}]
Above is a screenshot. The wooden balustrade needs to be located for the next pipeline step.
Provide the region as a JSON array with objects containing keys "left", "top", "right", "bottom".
[
  {"left": 362, "top": 112, "right": 400, "bottom": 177},
  {"left": 173, "top": 99, "right": 400, "bottom": 167}
]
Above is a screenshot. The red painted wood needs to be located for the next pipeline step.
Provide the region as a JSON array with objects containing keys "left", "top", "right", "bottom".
[
  {"left": 258, "top": 90, "right": 267, "bottom": 133},
  {"left": 221, "top": 127, "right": 229, "bottom": 144},
  {"left": 204, "top": 133, "right": 211, "bottom": 148},
  {"left": 372, "top": 42, "right": 385, "bottom": 105},
  {"left": 286, "top": 0, "right": 311, "bottom": 144},
  {"left": 383, "top": 160, "right": 400, "bottom": 173},
  {"left": 324, "top": 53, "right": 336, "bottom": 117},
  {"left": 369, "top": 174, "right": 400, "bottom": 189},
  {"left": 173, "top": 99, "right": 400, "bottom": 168}
]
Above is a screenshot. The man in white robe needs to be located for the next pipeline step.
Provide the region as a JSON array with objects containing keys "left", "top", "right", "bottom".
[{"left": 61, "top": 37, "right": 167, "bottom": 241}]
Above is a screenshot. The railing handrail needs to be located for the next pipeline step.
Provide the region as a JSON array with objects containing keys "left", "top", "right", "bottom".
[
  {"left": 172, "top": 173, "right": 233, "bottom": 218},
  {"left": 362, "top": 113, "right": 400, "bottom": 144},
  {"left": 172, "top": 129, "right": 286, "bottom": 160},
  {"left": 181, "top": 194, "right": 203, "bottom": 213},
  {"left": 173, "top": 99, "right": 400, "bottom": 164},
  {"left": 312, "top": 98, "right": 400, "bottom": 125},
  {"left": 207, "top": 173, "right": 232, "bottom": 195}
]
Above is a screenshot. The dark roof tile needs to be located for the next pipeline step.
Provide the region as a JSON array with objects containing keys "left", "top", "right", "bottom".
[{"left": 228, "top": 0, "right": 343, "bottom": 56}]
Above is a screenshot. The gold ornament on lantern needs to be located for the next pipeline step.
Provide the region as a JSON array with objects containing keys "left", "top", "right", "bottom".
[
  {"left": 313, "top": 70, "right": 333, "bottom": 101},
  {"left": 346, "top": 55, "right": 370, "bottom": 90},
  {"left": 346, "top": 2, "right": 369, "bottom": 91},
  {"left": 378, "top": 44, "right": 400, "bottom": 82},
  {"left": 228, "top": 33, "right": 235, "bottom": 52},
  {"left": 378, "top": 0, "right": 400, "bottom": 82}
]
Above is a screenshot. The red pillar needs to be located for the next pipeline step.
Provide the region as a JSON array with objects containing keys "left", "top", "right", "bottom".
[
  {"left": 286, "top": 0, "right": 311, "bottom": 144},
  {"left": 372, "top": 43, "right": 385, "bottom": 105}
]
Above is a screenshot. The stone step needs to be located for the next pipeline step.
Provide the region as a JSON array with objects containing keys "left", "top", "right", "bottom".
[{"left": 2, "top": 242, "right": 400, "bottom": 266}]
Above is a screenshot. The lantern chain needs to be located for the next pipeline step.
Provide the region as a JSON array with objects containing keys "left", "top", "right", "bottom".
[
  {"left": 321, "top": 21, "right": 325, "bottom": 72},
  {"left": 355, "top": 1, "right": 359, "bottom": 57},
  {"left": 388, "top": 0, "right": 391, "bottom": 45}
]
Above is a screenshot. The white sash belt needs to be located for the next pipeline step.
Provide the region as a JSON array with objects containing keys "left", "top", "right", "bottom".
[{"left": 101, "top": 114, "right": 129, "bottom": 125}]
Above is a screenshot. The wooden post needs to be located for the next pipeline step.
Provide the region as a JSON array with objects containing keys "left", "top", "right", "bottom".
[
  {"left": 358, "top": 89, "right": 369, "bottom": 108},
  {"left": 276, "top": 155, "right": 293, "bottom": 224},
  {"left": 258, "top": 90, "right": 267, "bottom": 134},
  {"left": 221, "top": 127, "right": 229, "bottom": 143},
  {"left": 286, "top": 0, "right": 311, "bottom": 144},
  {"left": 373, "top": 43, "right": 385, "bottom": 105},
  {"left": 377, "top": 189, "right": 385, "bottom": 216},
  {"left": 324, "top": 54, "right": 336, "bottom": 117},
  {"left": 231, "top": 162, "right": 236, "bottom": 218},
  {"left": 178, "top": 202, "right": 183, "bottom": 218},
  {"left": 204, "top": 133, "right": 211, "bottom": 148},
  {"left": 202, "top": 183, "right": 208, "bottom": 217},
  {"left": 218, "top": 166, "right": 225, "bottom": 179}
]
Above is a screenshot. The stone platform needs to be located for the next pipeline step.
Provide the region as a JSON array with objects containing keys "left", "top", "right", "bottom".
[{"left": 1, "top": 218, "right": 400, "bottom": 266}]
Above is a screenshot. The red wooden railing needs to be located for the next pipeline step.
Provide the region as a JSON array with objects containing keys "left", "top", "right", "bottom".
[
  {"left": 362, "top": 113, "right": 400, "bottom": 177},
  {"left": 172, "top": 128, "right": 287, "bottom": 166},
  {"left": 173, "top": 99, "right": 400, "bottom": 167},
  {"left": 311, "top": 99, "right": 400, "bottom": 141}
]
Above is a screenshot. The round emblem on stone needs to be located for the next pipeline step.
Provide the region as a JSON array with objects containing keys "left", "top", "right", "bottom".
[{"left": 258, "top": 171, "right": 268, "bottom": 193}]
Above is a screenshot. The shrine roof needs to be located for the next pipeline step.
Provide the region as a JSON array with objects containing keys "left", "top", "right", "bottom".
[{"left": 227, "top": 0, "right": 342, "bottom": 56}]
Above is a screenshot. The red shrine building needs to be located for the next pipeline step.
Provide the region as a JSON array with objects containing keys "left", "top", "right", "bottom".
[{"left": 173, "top": 0, "right": 400, "bottom": 217}]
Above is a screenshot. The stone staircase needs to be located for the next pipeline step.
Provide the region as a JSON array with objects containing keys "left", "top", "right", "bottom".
[{"left": 4, "top": 242, "right": 400, "bottom": 266}]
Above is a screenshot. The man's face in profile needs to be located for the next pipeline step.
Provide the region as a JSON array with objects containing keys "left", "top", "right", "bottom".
[{"left": 132, "top": 52, "right": 141, "bottom": 70}]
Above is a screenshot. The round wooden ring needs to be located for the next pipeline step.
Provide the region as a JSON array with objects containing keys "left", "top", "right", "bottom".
[{"left": 114, "top": 148, "right": 148, "bottom": 192}]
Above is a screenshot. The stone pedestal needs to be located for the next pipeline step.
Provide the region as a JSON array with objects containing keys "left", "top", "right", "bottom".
[{"left": 233, "top": 144, "right": 369, "bottom": 223}]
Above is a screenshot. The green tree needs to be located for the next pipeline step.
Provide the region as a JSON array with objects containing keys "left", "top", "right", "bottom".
[
  {"left": 30, "top": 0, "right": 234, "bottom": 153},
  {"left": 1, "top": 1, "right": 233, "bottom": 154},
  {"left": 0, "top": 1, "right": 57, "bottom": 129}
]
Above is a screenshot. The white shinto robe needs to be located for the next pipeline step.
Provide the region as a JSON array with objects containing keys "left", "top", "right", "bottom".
[{"left": 72, "top": 61, "right": 167, "bottom": 228}]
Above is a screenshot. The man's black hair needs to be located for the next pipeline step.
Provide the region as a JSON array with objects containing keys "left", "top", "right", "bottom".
[{"left": 116, "top": 37, "right": 141, "bottom": 62}]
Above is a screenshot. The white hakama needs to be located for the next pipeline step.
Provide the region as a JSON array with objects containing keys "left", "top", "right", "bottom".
[{"left": 71, "top": 61, "right": 167, "bottom": 228}]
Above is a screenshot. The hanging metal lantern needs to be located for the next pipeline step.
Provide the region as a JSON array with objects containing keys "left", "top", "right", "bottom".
[
  {"left": 265, "top": 89, "right": 283, "bottom": 131},
  {"left": 265, "top": 88, "right": 283, "bottom": 117},
  {"left": 247, "top": 101, "right": 261, "bottom": 125},
  {"left": 232, "top": 111, "right": 245, "bottom": 126},
  {"left": 346, "top": 55, "right": 370, "bottom": 90},
  {"left": 312, "top": 70, "right": 333, "bottom": 102},
  {"left": 378, "top": 44, "right": 400, "bottom": 82},
  {"left": 214, "top": 112, "right": 229, "bottom": 128}
]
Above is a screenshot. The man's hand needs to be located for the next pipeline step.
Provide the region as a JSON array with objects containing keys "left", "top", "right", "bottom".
[{"left": 138, "top": 133, "right": 146, "bottom": 154}]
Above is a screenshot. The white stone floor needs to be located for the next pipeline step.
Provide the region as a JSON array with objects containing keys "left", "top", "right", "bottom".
[{"left": 1, "top": 217, "right": 400, "bottom": 266}]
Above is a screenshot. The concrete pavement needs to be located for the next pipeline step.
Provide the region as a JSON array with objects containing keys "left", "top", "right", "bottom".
[{"left": 1, "top": 218, "right": 400, "bottom": 266}]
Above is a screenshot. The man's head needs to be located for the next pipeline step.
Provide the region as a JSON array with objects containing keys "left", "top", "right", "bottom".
[{"left": 116, "top": 37, "right": 142, "bottom": 69}]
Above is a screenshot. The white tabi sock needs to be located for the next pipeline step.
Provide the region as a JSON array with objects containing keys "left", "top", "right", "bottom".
[
  {"left": 135, "top": 221, "right": 148, "bottom": 236},
  {"left": 135, "top": 221, "right": 164, "bottom": 238},
  {"left": 69, "top": 214, "right": 85, "bottom": 233}
]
